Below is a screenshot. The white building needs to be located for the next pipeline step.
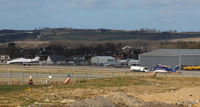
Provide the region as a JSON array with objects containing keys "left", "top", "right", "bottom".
[
  {"left": 45, "top": 56, "right": 54, "bottom": 64},
  {"left": 0, "top": 55, "right": 10, "bottom": 64},
  {"left": 91, "top": 56, "right": 115, "bottom": 66}
]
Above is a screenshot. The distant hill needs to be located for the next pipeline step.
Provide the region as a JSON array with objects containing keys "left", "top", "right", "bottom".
[{"left": 0, "top": 28, "right": 200, "bottom": 42}]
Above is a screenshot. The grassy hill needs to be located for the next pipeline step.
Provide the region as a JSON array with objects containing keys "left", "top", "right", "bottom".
[{"left": 0, "top": 28, "right": 200, "bottom": 42}]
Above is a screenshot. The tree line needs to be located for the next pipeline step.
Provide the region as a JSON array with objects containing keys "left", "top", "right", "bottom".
[{"left": 2, "top": 40, "right": 200, "bottom": 59}]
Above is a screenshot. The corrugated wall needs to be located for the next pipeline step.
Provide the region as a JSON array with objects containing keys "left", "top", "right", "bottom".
[
  {"left": 139, "top": 56, "right": 179, "bottom": 68},
  {"left": 181, "top": 55, "right": 200, "bottom": 66}
]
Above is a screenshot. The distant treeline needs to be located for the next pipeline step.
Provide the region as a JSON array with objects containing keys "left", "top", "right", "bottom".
[
  {"left": 0, "top": 28, "right": 200, "bottom": 42},
  {"left": 1, "top": 42, "right": 126, "bottom": 59},
  {"left": 2, "top": 40, "right": 200, "bottom": 59}
]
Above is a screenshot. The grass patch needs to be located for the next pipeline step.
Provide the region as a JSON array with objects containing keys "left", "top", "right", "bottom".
[
  {"left": 0, "top": 85, "right": 28, "bottom": 93},
  {"left": 19, "top": 97, "right": 37, "bottom": 106},
  {"left": 60, "top": 77, "right": 156, "bottom": 89},
  {"left": 0, "top": 85, "right": 49, "bottom": 94}
]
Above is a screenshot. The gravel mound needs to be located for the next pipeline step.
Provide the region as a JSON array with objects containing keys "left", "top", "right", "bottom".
[
  {"left": 144, "top": 102, "right": 182, "bottom": 107},
  {"left": 68, "top": 92, "right": 181, "bottom": 107},
  {"left": 68, "top": 96, "right": 115, "bottom": 107},
  {"left": 107, "top": 92, "right": 145, "bottom": 107}
]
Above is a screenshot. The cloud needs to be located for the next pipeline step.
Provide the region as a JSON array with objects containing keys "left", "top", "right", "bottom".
[
  {"left": 142, "top": 0, "right": 200, "bottom": 7},
  {"left": 0, "top": 0, "right": 137, "bottom": 11},
  {"left": 1, "top": 0, "right": 200, "bottom": 11},
  {"left": 64, "top": 0, "right": 113, "bottom": 8},
  {"left": 0, "top": 0, "right": 114, "bottom": 9},
  {"left": 0, "top": 0, "right": 46, "bottom": 11}
]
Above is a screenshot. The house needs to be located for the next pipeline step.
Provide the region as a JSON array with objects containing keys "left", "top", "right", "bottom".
[
  {"left": 39, "top": 55, "right": 66, "bottom": 65},
  {"left": 122, "top": 45, "right": 132, "bottom": 51},
  {"left": 45, "top": 56, "right": 54, "bottom": 64},
  {"left": 120, "top": 46, "right": 139, "bottom": 59},
  {"left": 0, "top": 55, "right": 10, "bottom": 64}
]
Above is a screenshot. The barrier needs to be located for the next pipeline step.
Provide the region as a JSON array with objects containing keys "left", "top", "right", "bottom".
[{"left": 64, "top": 74, "right": 71, "bottom": 84}]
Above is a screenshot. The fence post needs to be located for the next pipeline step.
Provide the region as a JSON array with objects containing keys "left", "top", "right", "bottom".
[
  {"left": 72, "top": 71, "right": 75, "bottom": 81},
  {"left": 72, "top": 66, "right": 76, "bottom": 82},
  {"left": 99, "top": 71, "right": 101, "bottom": 77},
  {"left": 8, "top": 66, "right": 10, "bottom": 85},
  {"left": 11, "top": 71, "right": 13, "bottom": 85},
  {"left": 17, "top": 71, "right": 19, "bottom": 78},
  {"left": 37, "top": 72, "right": 38, "bottom": 84},
  {"left": 86, "top": 71, "right": 88, "bottom": 80},
  {"left": 182, "top": 71, "right": 183, "bottom": 78},
  {"left": 192, "top": 71, "right": 194, "bottom": 77},
  {"left": 22, "top": 70, "right": 24, "bottom": 85}
]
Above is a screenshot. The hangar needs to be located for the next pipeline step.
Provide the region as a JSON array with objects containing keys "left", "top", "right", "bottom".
[{"left": 139, "top": 49, "right": 200, "bottom": 69}]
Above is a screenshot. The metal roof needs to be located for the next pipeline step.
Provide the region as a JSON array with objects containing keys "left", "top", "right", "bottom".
[{"left": 140, "top": 49, "right": 200, "bottom": 56}]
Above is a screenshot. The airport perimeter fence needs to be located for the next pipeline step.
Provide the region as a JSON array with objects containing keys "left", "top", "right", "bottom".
[
  {"left": 0, "top": 70, "right": 140, "bottom": 85},
  {"left": 0, "top": 65, "right": 200, "bottom": 85}
]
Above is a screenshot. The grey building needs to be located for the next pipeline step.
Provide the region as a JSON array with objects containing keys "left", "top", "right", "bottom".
[
  {"left": 91, "top": 56, "right": 115, "bottom": 66},
  {"left": 139, "top": 49, "right": 200, "bottom": 69}
]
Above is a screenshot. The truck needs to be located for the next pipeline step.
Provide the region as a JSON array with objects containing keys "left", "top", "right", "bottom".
[{"left": 130, "top": 65, "right": 148, "bottom": 72}]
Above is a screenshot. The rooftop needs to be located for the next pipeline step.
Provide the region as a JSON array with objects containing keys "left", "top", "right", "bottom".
[{"left": 140, "top": 49, "right": 200, "bottom": 56}]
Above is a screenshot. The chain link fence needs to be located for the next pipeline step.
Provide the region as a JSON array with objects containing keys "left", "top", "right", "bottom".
[{"left": 0, "top": 65, "right": 200, "bottom": 85}]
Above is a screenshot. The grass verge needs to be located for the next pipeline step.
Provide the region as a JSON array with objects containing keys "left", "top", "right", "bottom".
[{"left": 60, "top": 76, "right": 158, "bottom": 89}]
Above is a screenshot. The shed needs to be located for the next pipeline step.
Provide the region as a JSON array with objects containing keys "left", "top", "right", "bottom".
[
  {"left": 91, "top": 56, "right": 115, "bottom": 66},
  {"left": 139, "top": 49, "right": 200, "bottom": 68}
]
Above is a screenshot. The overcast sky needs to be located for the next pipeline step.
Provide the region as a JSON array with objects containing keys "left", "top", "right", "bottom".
[{"left": 0, "top": 0, "right": 200, "bottom": 31}]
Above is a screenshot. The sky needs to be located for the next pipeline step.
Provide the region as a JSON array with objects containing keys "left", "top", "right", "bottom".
[{"left": 0, "top": 0, "right": 200, "bottom": 31}]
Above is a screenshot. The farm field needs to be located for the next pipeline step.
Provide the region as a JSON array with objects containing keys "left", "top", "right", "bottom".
[{"left": 171, "top": 37, "right": 200, "bottom": 42}]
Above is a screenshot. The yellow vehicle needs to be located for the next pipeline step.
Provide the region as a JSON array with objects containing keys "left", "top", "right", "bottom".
[{"left": 184, "top": 66, "right": 200, "bottom": 70}]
